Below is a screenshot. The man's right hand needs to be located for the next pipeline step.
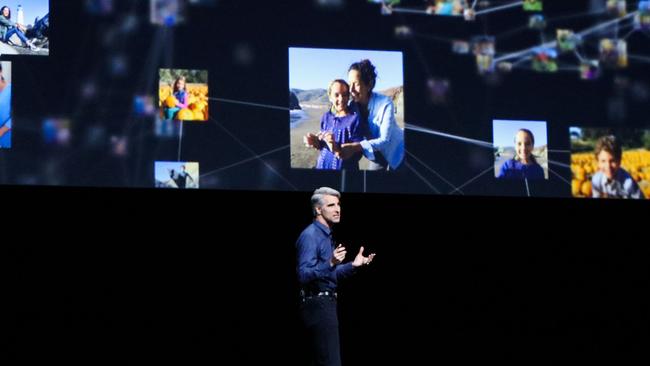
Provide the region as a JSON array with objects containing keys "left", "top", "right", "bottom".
[{"left": 330, "top": 244, "right": 346, "bottom": 266}]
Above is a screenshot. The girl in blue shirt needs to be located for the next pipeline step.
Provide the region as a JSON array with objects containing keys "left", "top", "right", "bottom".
[{"left": 497, "top": 128, "right": 545, "bottom": 180}]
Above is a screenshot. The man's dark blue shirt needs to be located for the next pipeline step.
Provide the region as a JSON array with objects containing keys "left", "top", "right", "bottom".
[{"left": 296, "top": 221, "right": 355, "bottom": 292}]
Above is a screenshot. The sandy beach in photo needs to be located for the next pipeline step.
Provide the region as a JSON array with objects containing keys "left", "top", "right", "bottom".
[
  {"left": 290, "top": 105, "right": 377, "bottom": 169},
  {"left": 290, "top": 88, "right": 403, "bottom": 170}
]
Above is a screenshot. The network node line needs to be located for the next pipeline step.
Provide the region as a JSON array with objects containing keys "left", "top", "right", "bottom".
[
  {"left": 404, "top": 160, "right": 441, "bottom": 194},
  {"left": 406, "top": 150, "right": 463, "bottom": 194},
  {"left": 641, "top": 30, "right": 650, "bottom": 41},
  {"left": 363, "top": 170, "right": 367, "bottom": 193},
  {"left": 208, "top": 97, "right": 290, "bottom": 111},
  {"left": 449, "top": 165, "right": 495, "bottom": 194},
  {"left": 524, "top": 178, "right": 530, "bottom": 197},
  {"left": 548, "top": 159, "right": 571, "bottom": 169},
  {"left": 628, "top": 54, "right": 650, "bottom": 64},
  {"left": 207, "top": 117, "right": 297, "bottom": 190},
  {"left": 576, "top": 11, "right": 637, "bottom": 38},
  {"left": 406, "top": 124, "right": 494, "bottom": 149},
  {"left": 413, "top": 32, "right": 458, "bottom": 45},
  {"left": 199, "top": 145, "right": 290, "bottom": 179},
  {"left": 177, "top": 121, "right": 184, "bottom": 162},
  {"left": 548, "top": 167, "right": 572, "bottom": 187},
  {"left": 390, "top": 7, "right": 434, "bottom": 16},
  {"left": 494, "top": 12, "right": 638, "bottom": 64},
  {"left": 573, "top": 49, "right": 586, "bottom": 63},
  {"left": 475, "top": 1, "right": 523, "bottom": 17},
  {"left": 544, "top": 10, "right": 608, "bottom": 25}
]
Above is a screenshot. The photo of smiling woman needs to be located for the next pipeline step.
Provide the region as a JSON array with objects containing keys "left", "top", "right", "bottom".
[
  {"left": 493, "top": 120, "right": 548, "bottom": 180},
  {"left": 290, "top": 47, "right": 404, "bottom": 171}
]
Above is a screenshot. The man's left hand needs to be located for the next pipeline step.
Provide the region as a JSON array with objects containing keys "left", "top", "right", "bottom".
[{"left": 352, "top": 246, "right": 376, "bottom": 268}]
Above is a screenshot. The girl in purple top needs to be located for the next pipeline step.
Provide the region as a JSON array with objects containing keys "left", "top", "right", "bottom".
[
  {"left": 307, "top": 79, "right": 363, "bottom": 170},
  {"left": 164, "top": 76, "right": 189, "bottom": 120},
  {"left": 306, "top": 79, "right": 364, "bottom": 170}
]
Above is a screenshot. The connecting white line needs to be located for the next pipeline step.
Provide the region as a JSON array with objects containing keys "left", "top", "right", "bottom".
[
  {"left": 495, "top": 25, "right": 532, "bottom": 41},
  {"left": 199, "top": 145, "right": 290, "bottom": 178},
  {"left": 524, "top": 177, "right": 530, "bottom": 197},
  {"left": 494, "top": 40, "right": 558, "bottom": 63},
  {"left": 548, "top": 149, "right": 571, "bottom": 154},
  {"left": 545, "top": 10, "right": 608, "bottom": 25},
  {"left": 449, "top": 165, "right": 495, "bottom": 194},
  {"left": 510, "top": 55, "right": 533, "bottom": 67},
  {"left": 363, "top": 170, "right": 367, "bottom": 193},
  {"left": 621, "top": 28, "right": 637, "bottom": 40},
  {"left": 404, "top": 161, "right": 441, "bottom": 194},
  {"left": 177, "top": 121, "right": 184, "bottom": 161},
  {"left": 556, "top": 66, "right": 582, "bottom": 72},
  {"left": 406, "top": 150, "right": 463, "bottom": 193},
  {"left": 628, "top": 54, "right": 650, "bottom": 64},
  {"left": 208, "top": 97, "right": 290, "bottom": 111},
  {"left": 548, "top": 159, "right": 571, "bottom": 169},
  {"left": 207, "top": 117, "right": 297, "bottom": 190},
  {"left": 511, "top": 64, "right": 579, "bottom": 72},
  {"left": 494, "top": 12, "right": 637, "bottom": 64},
  {"left": 576, "top": 12, "right": 637, "bottom": 38},
  {"left": 475, "top": 1, "right": 523, "bottom": 16},
  {"left": 390, "top": 7, "right": 436, "bottom": 16},
  {"left": 406, "top": 124, "right": 495, "bottom": 149},
  {"left": 413, "top": 32, "right": 458, "bottom": 44},
  {"left": 548, "top": 167, "right": 572, "bottom": 186}
]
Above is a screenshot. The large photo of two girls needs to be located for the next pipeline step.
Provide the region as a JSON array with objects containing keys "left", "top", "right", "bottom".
[{"left": 289, "top": 47, "right": 405, "bottom": 171}]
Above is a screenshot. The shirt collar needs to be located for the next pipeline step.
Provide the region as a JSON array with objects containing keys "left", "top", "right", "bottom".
[
  {"left": 312, "top": 220, "right": 332, "bottom": 237},
  {"left": 603, "top": 169, "right": 625, "bottom": 185}
]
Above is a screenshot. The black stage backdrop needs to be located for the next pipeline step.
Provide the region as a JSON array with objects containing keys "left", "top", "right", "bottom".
[{"left": 5, "top": 186, "right": 648, "bottom": 364}]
